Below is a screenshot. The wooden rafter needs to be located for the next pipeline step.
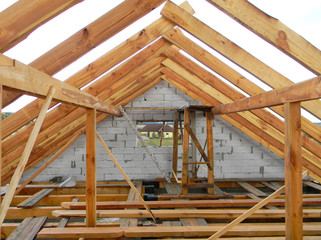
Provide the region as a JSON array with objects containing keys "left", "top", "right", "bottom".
[
  {"left": 161, "top": 1, "right": 321, "bottom": 121},
  {"left": 0, "top": 0, "right": 83, "bottom": 53},
  {"left": 163, "top": 28, "right": 321, "bottom": 146},
  {"left": 206, "top": 0, "right": 321, "bottom": 75},
  {"left": 2, "top": 0, "right": 166, "bottom": 108}
]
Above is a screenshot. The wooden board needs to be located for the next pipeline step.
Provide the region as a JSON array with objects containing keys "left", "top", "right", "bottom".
[
  {"left": 237, "top": 182, "right": 267, "bottom": 197},
  {"left": 37, "top": 223, "right": 321, "bottom": 238},
  {"left": 7, "top": 216, "right": 47, "bottom": 240}
]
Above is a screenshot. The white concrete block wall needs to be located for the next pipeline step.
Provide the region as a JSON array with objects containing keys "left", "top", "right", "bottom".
[{"left": 21, "top": 81, "right": 284, "bottom": 182}]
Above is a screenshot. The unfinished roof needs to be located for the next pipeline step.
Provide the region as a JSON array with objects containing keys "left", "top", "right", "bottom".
[{"left": 1, "top": 0, "right": 321, "bottom": 238}]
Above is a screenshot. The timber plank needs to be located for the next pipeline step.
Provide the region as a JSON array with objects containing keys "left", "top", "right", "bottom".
[
  {"left": 120, "top": 180, "right": 142, "bottom": 227},
  {"left": 61, "top": 198, "right": 321, "bottom": 210},
  {"left": 37, "top": 223, "right": 321, "bottom": 238},
  {"left": 7, "top": 216, "right": 47, "bottom": 240},
  {"left": 52, "top": 209, "right": 321, "bottom": 219},
  {"left": 237, "top": 182, "right": 267, "bottom": 197},
  {"left": 17, "top": 188, "right": 53, "bottom": 208}
]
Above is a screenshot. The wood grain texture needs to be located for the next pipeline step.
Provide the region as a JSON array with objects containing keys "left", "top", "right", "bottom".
[
  {"left": 161, "top": 1, "right": 321, "bottom": 120},
  {"left": 0, "top": 87, "right": 55, "bottom": 226},
  {"left": 85, "top": 108, "right": 96, "bottom": 227},
  {"left": 206, "top": 0, "right": 321, "bottom": 75},
  {"left": 284, "top": 102, "right": 303, "bottom": 239}
]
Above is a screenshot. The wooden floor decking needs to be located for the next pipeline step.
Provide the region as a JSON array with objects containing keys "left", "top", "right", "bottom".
[{"left": 1, "top": 179, "right": 321, "bottom": 239}]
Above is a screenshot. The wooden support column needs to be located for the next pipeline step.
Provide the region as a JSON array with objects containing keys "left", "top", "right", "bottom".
[
  {"left": 191, "top": 112, "right": 197, "bottom": 178},
  {"left": 284, "top": 102, "right": 302, "bottom": 239},
  {"left": 182, "top": 108, "right": 190, "bottom": 195},
  {"left": 172, "top": 112, "right": 179, "bottom": 176},
  {"left": 86, "top": 109, "right": 96, "bottom": 227},
  {"left": 206, "top": 112, "right": 214, "bottom": 195}
]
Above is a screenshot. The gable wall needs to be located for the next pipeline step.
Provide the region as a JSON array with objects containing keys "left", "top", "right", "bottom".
[{"left": 21, "top": 81, "right": 284, "bottom": 182}]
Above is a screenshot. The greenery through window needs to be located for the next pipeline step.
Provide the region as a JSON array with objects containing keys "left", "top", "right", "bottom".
[{"left": 137, "top": 121, "right": 182, "bottom": 147}]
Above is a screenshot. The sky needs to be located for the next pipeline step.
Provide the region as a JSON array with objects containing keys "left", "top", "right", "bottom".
[{"left": 1, "top": 0, "right": 321, "bottom": 120}]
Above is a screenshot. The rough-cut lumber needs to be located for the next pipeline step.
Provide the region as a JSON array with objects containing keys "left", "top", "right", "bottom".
[
  {"left": 161, "top": 1, "right": 321, "bottom": 120},
  {"left": 162, "top": 50, "right": 321, "bottom": 177},
  {"left": 17, "top": 178, "right": 76, "bottom": 208},
  {"left": 0, "top": 0, "right": 83, "bottom": 53},
  {"left": 15, "top": 131, "right": 82, "bottom": 195},
  {"left": 7, "top": 216, "right": 47, "bottom": 240},
  {"left": 182, "top": 108, "right": 191, "bottom": 195},
  {"left": 206, "top": 0, "right": 321, "bottom": 75},
  {"left": 207, "top": 186, "right": 285, "bottom": 239},
  {"left": 0, "top": 55, "right": 121, "bottom": 115},
  {"left": 118, "top": 106, "right": 170, "bottom": 183},
  {"left": 284, "top": 102, "right": 302, "bottom": 239},
  {"left": 1, "top": 39, "right": 169, "bottom": 184},
  {"left": 2, "top": 0, "right": 166, "bottom": 107},
  {"left": 37, "top": 223, "right": 321, "bottom": 238},
  {"left": 57, "top": 198, "right": 79, "bottom": 228},
  {"left": 120, "top": 180, "right": 142, "bottom": 227},
  {"left": 163, "top": 28, "right": 321, "bottom": 145},
  {"left": 52, "top": 208, "right": 321, "bottom": 220},
  {"left": 86, "top": 108, "right": 96, "bottom": 227},
  {"left": 206, "top": 111, "right": 214, "bottom": 194},
  {"left": 237, "top": 182, "right": 267, "bottom": 197},
  {"left": 304, "top": 181, "right": 321, "bottom": 192},
  {"left": 2, "top": 2, "right": 194, "bottom": 138},
  {"left": 61, "top": 197, "right": 321, "bottom": 210},
  {"left": 172, "top": 112, "right": 179, "bottom": 176},
  {"left": 0, "top": 87, "right": 55, "bottom": 226},
  {"left": 213, "top": 76, "right": 321, "bottom": 114},
  {"left": 97, "top": 133, "right": 157, "bottom": 222}
]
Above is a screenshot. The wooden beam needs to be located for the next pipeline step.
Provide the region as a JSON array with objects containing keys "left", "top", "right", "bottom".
[
  {"left": 0, "top": 87, "right": 55, "bottom": 226},
  {"left": 52, "top": 208, "right": 321, "bottom": 220},
  {"left": 206, "top": 111, "right": 214, "bottom": 195},
  {"left": 61, "top": 197, "right": 321, "bottom": 210},
  {"left": 86, "top": 108, "right": 96, "bottom": 227},
  {"left": 206, "top": 0, "right": 321, "bottom": 75},
  {"left": 0, "top": 55, "right": 121, "bottom": 115},
  {"left": 15, "top": 131, "right": 82, "bottom": 195},
  {"left": 182, "top": 108, "right": 190, "bottom": 195},
  {"left": 160, "top": 2, "right": 321, "bottom": 120},
  {"left": 163, "top": 28, "right": 321, "bottom": 145},
  {"left": 213, "top": 76, "right": 321, "bottom": 114},
  {"left": 35, "top": 223, "right": 321, "bottom": 238},
  {"left": 172, "top": 112, "right": 179, "bottom": 176},
  {"left": 0, "top": 0, "right": 83, "bottom": 53},
  {"left": 284, "top": 102, "right": 303, "bottom": 239},
  {"left": 96, "top": 133, "right": 157, "bottom": 223}
]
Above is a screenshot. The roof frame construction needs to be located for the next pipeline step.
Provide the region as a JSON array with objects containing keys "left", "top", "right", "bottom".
[{"left": 1, "top": 0, "right": 321, "bottom": 238}]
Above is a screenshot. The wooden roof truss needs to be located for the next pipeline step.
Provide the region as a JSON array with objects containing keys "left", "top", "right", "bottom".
[{"left": 1, "top": 0, "right": 321, "bottom": 238}]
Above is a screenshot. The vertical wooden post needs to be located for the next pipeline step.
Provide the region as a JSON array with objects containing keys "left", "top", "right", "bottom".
[
  {"left": 86, "top": 108, "right": 96, "bottom": 227},
  {"left": 284, "top": 102, "right": 302, "bottom": 239},
  {"left": 172, "top": 112, "right": 179, "bottom": 176},
  {"left": 206, "top": 111, "right": 214, "bottom": 194},
  {"left": 190, "top": 111, "right": 197, "bottom": 178},
  {"left": 182, "top": 108, "right": 190, "bottom": 195}
]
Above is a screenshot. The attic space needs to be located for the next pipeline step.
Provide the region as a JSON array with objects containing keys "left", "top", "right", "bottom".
[{"left": 1, "top": 0, "right": 321, "bottom": 239}]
